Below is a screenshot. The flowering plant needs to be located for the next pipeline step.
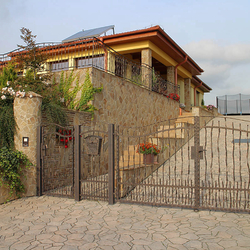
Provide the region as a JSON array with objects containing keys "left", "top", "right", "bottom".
[
  {"left": 1, "top": 81, "right": 30, "bottom": 103},
  {"left": 137, "top": 143, "right": 160, "bottom": 155},
  {"left": 56, "top": 127, "right": 72, "bottom": 148},
  {"left": 206, "top": 104, "right": 215, "bottom": 110},
  {"left": 168, "top": 93, "right": 180, "bottom": 102}
]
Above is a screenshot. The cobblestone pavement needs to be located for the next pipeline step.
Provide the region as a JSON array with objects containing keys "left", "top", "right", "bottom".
[{"left": 0, "top": 196, "right": 250, "bottom": 250}]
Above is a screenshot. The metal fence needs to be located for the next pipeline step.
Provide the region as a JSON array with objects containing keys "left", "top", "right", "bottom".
[
  {"left": 38, "top": 116, "right": 250, "bottom": 213},
  {"left": 217, "top": 94, "right": 250, "bottom": 115},
  {"left": 0, "top": 38, "right": 178, "bottom": 97}
]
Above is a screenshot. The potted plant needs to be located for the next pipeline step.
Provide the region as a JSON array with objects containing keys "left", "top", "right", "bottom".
[
  {"left": 206, "top": 104, "right": 215, "bottom": 111},
  {"left": 137, "top": 142, "right": 160, "bottom": 164},
  {"left": 168, "top": 93, "right": 180, "bottom": 102}
]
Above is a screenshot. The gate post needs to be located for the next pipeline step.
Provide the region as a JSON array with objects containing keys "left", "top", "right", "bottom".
[
  {"left": 194, "top": 116, "right": 200, "bottom": 211},
  {"left": 37, "top": 126, "right": 42, "bottom": 196},
  {"left": 108, "top": 124, "right": 115, "bottom": 205},
  {"left": 74, "top": 125, "right": 81, "bottom": 201}
]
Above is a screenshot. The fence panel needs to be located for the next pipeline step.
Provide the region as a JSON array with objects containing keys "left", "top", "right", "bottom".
[
  {"left": 115, "top": 117, "right": 197, "bottom": 208},
  {"left": 200, "top": 116, "right": 250, "bottom": 212}
]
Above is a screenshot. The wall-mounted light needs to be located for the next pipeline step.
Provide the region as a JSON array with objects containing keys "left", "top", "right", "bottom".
[{"left": 22, "top": 137, "right": 29, "bottom": 147}]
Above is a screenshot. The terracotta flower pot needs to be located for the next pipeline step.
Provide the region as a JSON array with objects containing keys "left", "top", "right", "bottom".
[{"left": 143, "top": 154, "right": 155, "bottom": 164}]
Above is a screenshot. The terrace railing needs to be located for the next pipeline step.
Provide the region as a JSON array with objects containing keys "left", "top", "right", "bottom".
[{"left": 0, "top": 38, "right": 179, "bottom": 97}]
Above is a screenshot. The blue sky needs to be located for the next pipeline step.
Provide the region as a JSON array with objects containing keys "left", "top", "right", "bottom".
[{"left": 1, "top": 0, "right": 250, "bottom": 105}]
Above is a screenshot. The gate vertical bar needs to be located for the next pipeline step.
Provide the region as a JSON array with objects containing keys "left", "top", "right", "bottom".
[
  {"left": 194, "top": 116, "right": 200, "bottom": 210},
  {"left": 116, "top": 125, "right": 120, "bottom": 201},
  {"left": 74, "top": 125, "right": 81, "bottom": 201},
  {"left": 37, "top": 126, "right": 42, "bottom": 196},
  {"left": 108, "top": 124, "right": 115, "bottom": 205}
]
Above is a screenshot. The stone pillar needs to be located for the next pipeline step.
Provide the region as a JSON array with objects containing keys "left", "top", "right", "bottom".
[
  {"left": 141, "top": 49, "right": 152, "bottom": 89},
  {"left": 14, "top": 92, "right": 42, "bottom": 197},
  {"left": 184, "top": 78, "right": 191, "bottom": 111},
  {"left": 167, "top": 66, "right": 175, "bottom": 84},
  {"left": 179, "top": 78, "right": 185, "bottom": 104}
]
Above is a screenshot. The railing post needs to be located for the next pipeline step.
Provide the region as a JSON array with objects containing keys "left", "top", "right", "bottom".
[
  {"left": 74, "top": 125, "right": 81, "bottom": 201},
  {"left": 108, "top": 124, "right": 115, "bottom": 205},
  {"left": 194, "top": 116, "right": 200, "bottom": 211},
  {"left": 225, "top": 95, "right": 227, "bottom": 115},
  {"left": 37, "top": 126, "right": 42, "bottom": 196},
  {"left": 240, "top": 93, "right": 242, "bottom": 115}
]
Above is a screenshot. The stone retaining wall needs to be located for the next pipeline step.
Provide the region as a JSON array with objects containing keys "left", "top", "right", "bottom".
[
  {"left": 47, "top": 67, "right": 180, "bottom": 127},
  {"left": 91, "top": 68, "right": 180, "bottom": 126}
]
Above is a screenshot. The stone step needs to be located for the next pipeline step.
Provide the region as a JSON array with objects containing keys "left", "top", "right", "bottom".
[
  {"left": 176, "top": 116, "right": 195, "bottom": 124},
  {"left": 119, "top": 145, "right": 143, "bottom": 165},
  {"left": 154, "top": 124, "right": 187, "bottom": 139}
]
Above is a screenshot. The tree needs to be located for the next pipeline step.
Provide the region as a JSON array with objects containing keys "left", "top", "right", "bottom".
[{"left": 17, "top": 27, "right": 47, "bottom": 79}]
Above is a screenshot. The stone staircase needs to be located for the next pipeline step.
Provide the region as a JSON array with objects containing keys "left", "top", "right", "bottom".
[{"left": 119, "top": 145, "right": 143, "bottom": 168}]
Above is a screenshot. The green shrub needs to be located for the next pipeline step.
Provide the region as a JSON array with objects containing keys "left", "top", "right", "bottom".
[{"left": 0, "top": 147, "right": 32, "bottom": 197}]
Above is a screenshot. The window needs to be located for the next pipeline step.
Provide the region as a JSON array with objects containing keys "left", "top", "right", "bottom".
[
  {"left": 76, "top": 55, "right": 104, "bottom": 69},
  {"left": 50, "top": 60, "right": 69, "bottom": 72}
]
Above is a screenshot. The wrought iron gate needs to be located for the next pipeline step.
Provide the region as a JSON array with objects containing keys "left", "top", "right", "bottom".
[
  {"left": 74, "top": 123, "right": 114, "bottom": 203},
  {"left": 37, "top": 124, "right": 75, "bottom": 198},
  {"left": 37, "top": 122, "right": 115, "bottom": 203},
  {"left": 117, "top": 116, "right": 250, "bottom": 213},
  {"left": 37, "top": 116, "right": 250, "bottom": 213}
]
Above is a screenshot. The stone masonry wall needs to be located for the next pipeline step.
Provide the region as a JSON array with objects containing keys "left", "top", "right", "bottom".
[
  {"left": 91, "top": 68, "right": 180, "bottom": 127},
  {"left": 46, "top": 67, "right": 180, "bottom": 127}
]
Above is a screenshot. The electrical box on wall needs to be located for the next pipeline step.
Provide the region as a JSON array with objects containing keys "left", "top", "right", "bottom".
[{"left": 22, "top": 137, "right": 29, "bottom": 147}]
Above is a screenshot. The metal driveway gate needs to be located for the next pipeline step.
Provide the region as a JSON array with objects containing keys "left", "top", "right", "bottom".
[
  {"left": 116, "top": 116, "right": 250, "bottom": 213},
  {"left": 37, "top": 117, "right": 250, "bottom": 212}
]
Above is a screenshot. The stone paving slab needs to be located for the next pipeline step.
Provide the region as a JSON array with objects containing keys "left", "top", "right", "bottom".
[{"left": 0, "top": 196, "right": 250, "bottom": 249}]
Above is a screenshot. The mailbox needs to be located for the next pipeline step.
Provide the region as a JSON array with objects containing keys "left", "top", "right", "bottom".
[{"left": 85, "top": 135, "right": 102, "bottom": 155}]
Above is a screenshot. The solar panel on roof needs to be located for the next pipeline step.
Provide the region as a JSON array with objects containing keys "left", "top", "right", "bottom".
[{"left": 62, "top": 25, "right": 115, "bottom": 43}]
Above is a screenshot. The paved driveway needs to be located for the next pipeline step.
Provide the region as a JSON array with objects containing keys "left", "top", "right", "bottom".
[{"left": 0, "top": 196, "right": 250, "bottom": 249}]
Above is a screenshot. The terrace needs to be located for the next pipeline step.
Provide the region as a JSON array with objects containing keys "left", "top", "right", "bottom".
[{"left": 0, "top": 37, "right": 178, "bottom": 97}]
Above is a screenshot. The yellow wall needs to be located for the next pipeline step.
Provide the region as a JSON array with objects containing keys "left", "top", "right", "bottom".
[
  {"left": 111, "top": 41, "right": 192, "bottom": 79},
  {"left": 191, "top": 83, "right": 204, "bottom": 107},
  {"left": 178, "top": 76, "right": 185, "bottom": 104}
]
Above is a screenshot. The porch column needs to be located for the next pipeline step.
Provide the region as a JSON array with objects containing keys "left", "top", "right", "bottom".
[
  {"left": 184, "top": 78, "right": 191, "bottom": 111},
  {"left": 141, "top": 48, "right": 152, "bottom": 89},
  {"left": 179, "top": 78, "right": 185, "bottom": 104},
  {"left": 167, "top": 66, "right": 175, "bottom": 94},
  {"left": 167, "top": 66, "right": 175, "bottom": 83}
]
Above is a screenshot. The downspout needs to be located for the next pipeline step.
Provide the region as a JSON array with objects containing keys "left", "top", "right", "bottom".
[
  {"left": 194, "top": 81, "right": 203, "bottom": 106},
  {"left": 174, "top": 55, "right": 188, "bottom": 93}
]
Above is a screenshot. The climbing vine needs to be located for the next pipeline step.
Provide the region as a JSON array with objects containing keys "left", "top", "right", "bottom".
[
  {"left": 76, "top": 69, "right": 103, "bottom": 115},
  {"left": 57, "top": 69, "right": 102, "bottom": 116}
]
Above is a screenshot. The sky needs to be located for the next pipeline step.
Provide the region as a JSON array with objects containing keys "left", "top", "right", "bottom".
[{"left": 1, "top": 0, "right": 250, "bottom": 106}]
